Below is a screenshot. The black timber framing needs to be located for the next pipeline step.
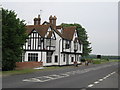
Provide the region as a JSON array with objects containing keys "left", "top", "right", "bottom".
[{"left": 24, "top": 50, "right": 55, "bottom": 52}]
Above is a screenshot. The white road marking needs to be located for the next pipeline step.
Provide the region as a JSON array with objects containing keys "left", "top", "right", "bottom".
[
  {"left": 87, "top": 71, "right": 116, "bottom": 88},
  {"left": 23, "top": 63, "right": 117, "bottom": 83},
  {"left": 99, "top": 79, "right": 103, "bottom": 81},
  {"left": 94, "top": 81, "right": 99, "bottom": 84},
  {"left": 103, "top": 77, "right": 107, "bottom": 79},
  {"left": 23, "top": 78, "right": 42, "bottom": 82},
  {"left": 88, "top": 84, "right": 94, "bottom": 87},
  {"left": 110, "top": 71, "right": 116, "bottom": 75}
]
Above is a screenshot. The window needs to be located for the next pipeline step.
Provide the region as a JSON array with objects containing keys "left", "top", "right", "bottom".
[
  {"left": 28, "top": 53, "right": 38, "bottom": 61},
  {"left": 46, "top": 39, "right": 50, "bottom": 46},
  {"left": 28, "top": 38, "right": 31, "bottom": 47},
  {"left": 41, "top": 38, "right": 44, "bottom": 42},
  {"left": 38, "top": 38, "right": 41, "bottom": 47},
  {"left": 63, "top": 54, "right": 65, "bottom": 62},
  {"left": 79, "top": 44, "right": 81, "bottom": 51},
  {"left": 51, "top": 39, "right": 55, "bottom": 46},
  {"left": 65, "top": 40, "right": 70, "bottom": 49},
  {"left": 46, "top": 52, "right": 52, "bottom": 63},
  {"left": 74, "top": 42, "right": 78, "bottom": 50},
  {"left": 55, "top": 55, "right": 58, "bottom": 63},
  {"left": 71, "top": 57, "right": 74, "bottom": 62},
  {"left": 77, "top": 55, "right": 79, "bottom": 61}
]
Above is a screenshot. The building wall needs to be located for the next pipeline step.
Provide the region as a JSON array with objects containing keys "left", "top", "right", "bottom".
[{"left": 23, "top": 28, "right": 82, "bottom": 66}]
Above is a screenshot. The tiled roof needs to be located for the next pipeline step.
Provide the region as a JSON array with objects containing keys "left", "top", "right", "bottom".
[
  {"left": 53, "top": 29, "right": 63, "bottom": 38},
  {"left": 26, "top": 25, "right": 50, "bottom": 37},
  {"left": 62, "top": 26, "right": 76, "bottom": 40},
  {"left": 26, "top": 24, "right": 78, "bottom": 41},
  {"left": 56, "top": 26, "right": 62, "bottom": 29}
]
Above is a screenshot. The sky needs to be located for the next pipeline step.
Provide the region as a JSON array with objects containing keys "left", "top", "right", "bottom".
[{"left": 1, "top": 0, "right": 118, "bottom": 56}]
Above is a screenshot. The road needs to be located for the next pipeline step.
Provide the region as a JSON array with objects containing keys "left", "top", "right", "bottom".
[{"left": 2, "top": 62, "right": 119, "bottom": 89}]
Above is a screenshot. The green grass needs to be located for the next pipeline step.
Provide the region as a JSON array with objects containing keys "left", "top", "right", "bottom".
[
  {"left": 92, "top": 59, "right": 119, "bottom": 64},
  {"left": 2, "top": 69, "right": 39, "bottom": 76},
  {"left": 109, "top": 59, "right": 120, "bottom": 62},
  {"left": 1, "top": 66, "right": 73, "bottom": 76}
]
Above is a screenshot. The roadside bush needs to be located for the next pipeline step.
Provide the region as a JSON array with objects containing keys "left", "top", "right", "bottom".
[{"left": 81, "top": 58, "right": 86, "bottom": 62}]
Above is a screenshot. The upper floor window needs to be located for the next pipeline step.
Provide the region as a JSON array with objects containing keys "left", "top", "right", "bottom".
[
  {"left": 38, "top": 38, "right": 41, "bottom": 47},
  {"left": 46, "top": 39, "right": 50, "bottom": 46},
  {"left": 65, "top": 40, "right": 70, "bottom": 49},
  {"left": 28, "top": 38, "right": 31, "bottom": 47},
  {"left": 79, "top": 44, "right": 81, "bottom": 51},
  {"left": 74, "top": 42, "right": 78, "bottom": 50},
  {"left": 41, "top": 38, "right": 44, "bottom": 42}
]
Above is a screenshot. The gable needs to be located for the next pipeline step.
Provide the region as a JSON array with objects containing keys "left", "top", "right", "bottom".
[
  {"left": 46, "top": 30, "right": 56, "bottom": 39},
  {"left": 62, "top": 26, "right": 76, "bottom": 40},
  {"left": 26, "top": 25, "right": 50, "bottom": 38},
  {"left": 28, "top": 29, "right": 41, "bottom": 38},
  {"left": 72, "top": 29, "right": 78, "bottom": 41}
]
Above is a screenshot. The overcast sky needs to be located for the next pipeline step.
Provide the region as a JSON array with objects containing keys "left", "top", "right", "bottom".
[{"left": 1, "top": 1, "right": 118, "bottom": 56}]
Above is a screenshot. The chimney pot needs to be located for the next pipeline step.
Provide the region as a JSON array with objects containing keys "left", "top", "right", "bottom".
[{"left": 33, "top": 15, "right": 41, "bottom": 25}]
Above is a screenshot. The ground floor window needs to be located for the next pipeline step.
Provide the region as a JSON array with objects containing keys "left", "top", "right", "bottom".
[
  {"left": 63, "top": 54, "right": 65, "bottom": 62},
  {"left": 46, "top": 52, "right": 52, "bottom": 63},
  {"left": 71, "top": 57, "right": 74, "bottom": 62},
  {"left": 28, "top": 53, "right": 38, "bottom": 61},
  {"left": 77, "top": 55, "right": 79, "bottom": 61},
  {"left": 55, "top": 55, "right": 58, "bottom": 63}
]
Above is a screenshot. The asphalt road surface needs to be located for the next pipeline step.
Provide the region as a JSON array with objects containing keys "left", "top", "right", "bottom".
[{"left": 2, "top": 62, "right": 119, "bottom": 89}]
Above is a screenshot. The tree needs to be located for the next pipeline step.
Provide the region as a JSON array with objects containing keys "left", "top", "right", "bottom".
[
  {"left": 61, "top": 23, "right": 92, "bottom": 57},
  {"left": 2, "top": 8, "right": 27, "bottom": 71}
]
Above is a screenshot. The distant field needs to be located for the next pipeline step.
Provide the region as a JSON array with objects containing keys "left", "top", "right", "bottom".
[{"left": 92, "top": 59, "right": 119, "bottom": 64}]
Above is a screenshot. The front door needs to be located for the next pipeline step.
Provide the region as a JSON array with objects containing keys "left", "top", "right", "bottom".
[{"left": 66, "top": 54, "right": 69, "bottom": 65}]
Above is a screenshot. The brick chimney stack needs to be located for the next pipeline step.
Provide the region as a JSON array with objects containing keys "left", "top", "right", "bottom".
[
  {"left": 49, "top": 15, "right": 57, "bottom": 29},
  {"left": 34, "top": 15, "right": 41, "bottom": 25}
]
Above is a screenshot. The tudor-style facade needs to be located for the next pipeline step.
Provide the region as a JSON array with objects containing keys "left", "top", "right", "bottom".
[{"left": 22, "top": 15, "right": 83, "bottom": 66}]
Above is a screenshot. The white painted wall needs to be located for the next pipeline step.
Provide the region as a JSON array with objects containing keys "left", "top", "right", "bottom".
[{"left": 23, "top": 28, "right": 83, "bottom": 66}]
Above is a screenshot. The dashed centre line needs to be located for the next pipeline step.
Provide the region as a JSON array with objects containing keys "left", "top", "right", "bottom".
[
  {"left": 88, "top": 84, "right": 94, "bottom": 87},
  {"left": 87, "top": 71, "right": 116, "bottom": 88}
]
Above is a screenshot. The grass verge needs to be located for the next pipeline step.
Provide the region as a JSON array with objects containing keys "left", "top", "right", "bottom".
[
  {"left": 92, "top": 59, "right": 119, "bottom": 64},
  {"left": 1, "top": 66, "right": 73, "bottom": 76}
]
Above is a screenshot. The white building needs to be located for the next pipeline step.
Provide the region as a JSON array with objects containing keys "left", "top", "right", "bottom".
[{"left": 22, "top": 15, "right": 83, "bottom": 66}]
